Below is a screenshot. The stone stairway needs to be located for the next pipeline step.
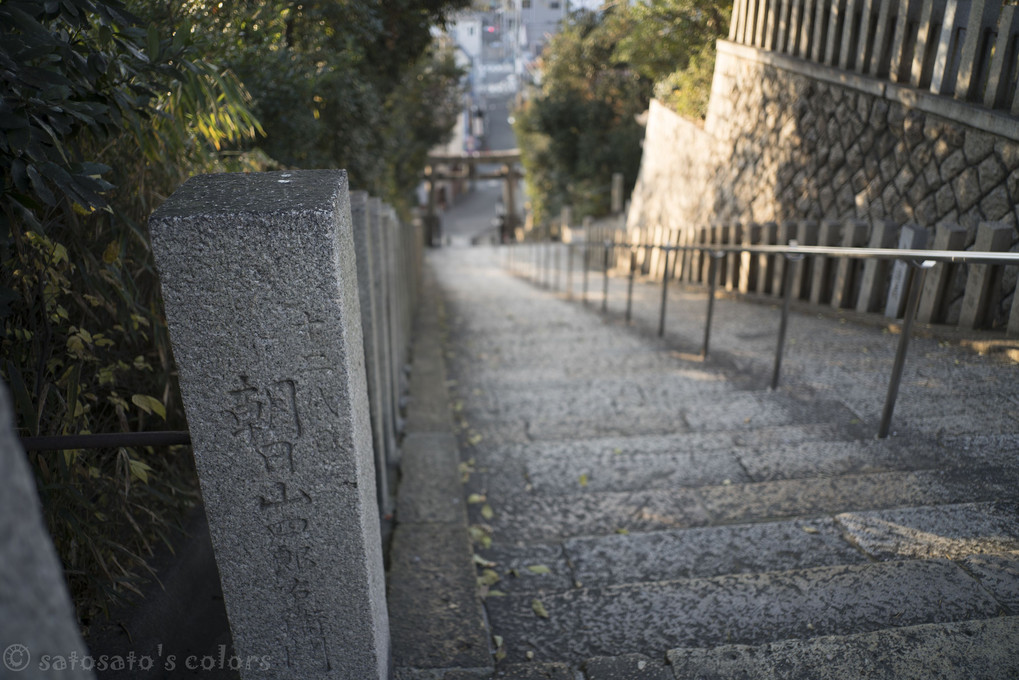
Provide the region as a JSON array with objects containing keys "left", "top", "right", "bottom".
[{"left": 399, "top": 246, "right": 1019, "bottom": 679}]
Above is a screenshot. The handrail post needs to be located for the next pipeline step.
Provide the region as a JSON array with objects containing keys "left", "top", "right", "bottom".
[
  {"left": 582, "top": 241, "right": 590, "bottom": 304},
  {"left": 602, "top": 239, "right": 611, "bottom": 313},
  {"left": 703, "top": 251, "right": 725, "bottom": 357},
  {"left": 566, "top": 243, "right": 574, "bottom": 298},
  {"left": 554, "top": 241, "right": 561, "bottom": 291},
  {"left": 879, "top": 260, "right": 935, "bottom": 438},
  {"left": 772, "top": 243, "right": 804, "bottom": 389},
  {"left": 658, "top": 246, "right": 672, "bottom": 337},
  {"left": 625, "top": 246, "right": 637, "bottom": 322}
]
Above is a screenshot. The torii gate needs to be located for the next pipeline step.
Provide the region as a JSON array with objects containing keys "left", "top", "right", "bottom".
[{"left": 424, "top": 149, "right": 523, "bottom": 244}]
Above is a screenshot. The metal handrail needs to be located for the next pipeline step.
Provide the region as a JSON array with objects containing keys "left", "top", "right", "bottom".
[
  {"left": 21, "top": 430, "right": 191, "bottom": 451},
  {"left": 504, "top": 237, "right": 1019, "bottom": 439}
]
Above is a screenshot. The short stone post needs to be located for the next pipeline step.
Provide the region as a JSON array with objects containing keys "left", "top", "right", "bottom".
[
  {"left": 350, "top": 192, "right": 390, "bottom": 514},
  {"left": 1, "top": 383, "right": 95, "bottom": 679},
  {"left": 771, "top": 221, "right": 796, "bottom": 295},
  {"left": 792, "top": 220, "right": 819, "bottom": 299},
  {"left": 830, "top": 219, "right": 870, "bottom": 309},
  {"left": 916, "top": 223, "right": 967, "bottom": 323},
  {"left": 856, "top": 220, "right": 900, "bottom": 313},
  {"left": 369, "top": 198, "right": 399, "bottom": 465},
  {"left": 810, "top": 220, "right": 843, "bottom": 305},
  {"left": 885, "top": 223, "right": 929, "bottom": 318},
  {"left": 150, "top": 170, "right": 390, "bottom": 680},
  {"left": 756, "top": 222, "right": 778, "bottom": 294},
  {"left": 611, "top": 172, "right": 624, "bottom": 215},
  {"left": 739, "top": 223, "right": 761, "bottom": 293},
  {"left": 725, "top": 223, "right": 742, "bottom": 292},
  {"left": 960, "top": 222, "right": 1013, "bottom": 329}
]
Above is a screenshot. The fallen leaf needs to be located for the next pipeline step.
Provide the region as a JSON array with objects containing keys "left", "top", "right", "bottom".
[
  {"left": 479, "top": 569, "right": 501, "bottom": 586},
  {"left": 579, "top": 473, "right": 589, "bottom": 487},
  {"left": 467, "top": 493, "right": 487, "bottom": 504},
  {"left": 802, "top": 525, "right": 820, "bottom": 534},
  {"left": 481, "top": 504, "right": 495, "bottom": 520},
  {"left": 526, "top": 564, "right": 551, "bottom": 575},
  {"left": 531, "top": 599, "right": 549, "bottom": 619},
  {"left": 472, "top": 554, "right": 497, "bottom": 568},
  {"left": 615, "top": 528, "right": 629, "bottom": 535},
  {"left": 526, "top": 651, "right": 535, "bottom": 660},
  {"left": 487, "top": 589, "right": 507, "bottom": 597}
]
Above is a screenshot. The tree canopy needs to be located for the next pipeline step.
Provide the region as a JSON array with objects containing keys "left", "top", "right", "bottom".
[
  {"left": 514, "top": 0, "right": 731, "bottom": 225},
  {"left": 1, "top": 0, "right": 467, "bottom": 625}
]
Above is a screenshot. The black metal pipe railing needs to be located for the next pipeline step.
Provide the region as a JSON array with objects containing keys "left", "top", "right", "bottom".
[
  {"left": 504, "top": 237, "right": 1019, "bottom": 439},
  {"left": 21, "top": 430, "right": 191, "bottom": 451}
]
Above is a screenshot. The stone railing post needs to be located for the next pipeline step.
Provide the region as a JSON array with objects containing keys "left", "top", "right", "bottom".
[
  {"left": 150, "top": 170, "right": 389, "bottom": 680},
  {"left": 1, "top": 383, "right": 94, "bottom": 679}
]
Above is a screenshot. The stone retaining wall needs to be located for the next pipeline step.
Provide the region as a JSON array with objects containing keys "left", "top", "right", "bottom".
[{"left": 626, "top": 40, "right": 1019, "bottom": 331}]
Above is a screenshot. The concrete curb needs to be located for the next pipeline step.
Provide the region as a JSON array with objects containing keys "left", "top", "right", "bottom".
[{"left": 388, "top": 257, "right": 494, "bottom": 677}]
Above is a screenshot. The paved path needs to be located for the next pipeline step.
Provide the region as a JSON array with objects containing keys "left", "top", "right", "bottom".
[{"left": 399, "top": 243, "right": 1019, "bottom": 679}]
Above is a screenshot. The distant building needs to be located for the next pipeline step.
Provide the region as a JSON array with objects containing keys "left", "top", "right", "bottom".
[
  {"left": 507, "top": 0, "right": 566, "bottom": 60},
  {"left": 448, "top": 12, "right": 483, "bottom": 63}
]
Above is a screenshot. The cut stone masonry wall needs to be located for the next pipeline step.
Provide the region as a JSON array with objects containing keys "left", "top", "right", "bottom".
[{"left": 626, "top": 39, "right": 1019, "bottom": 331}]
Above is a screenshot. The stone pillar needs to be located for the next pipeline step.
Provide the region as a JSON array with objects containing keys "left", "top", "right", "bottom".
[
  {"left": 739, "top": 223, "right": 761, "bottom": 293},
  {"left": 830, "top": 219, "right": 870, "bottom": 309},
  {"left": 916, "top": 223, "right": 967, "bottom": 323},
  {"left": 960, "top": 222, "right": 1013, "bottom": 329},
  {"left": 810, "top": 220, "right": 843, "bottom": 305},
  {"left": 771, "top": 221, "right": 796, "bottom": 295},
  {"left": 611, "top": 173, "right": 624, "bottom": 215},
  {"left": 149, "top": 170, "right": 390, "bottom": 680},
  {"left": 369, "top": 198, "right": 398, "bottom": 465},
  {"left": 1, "top": 384, "right": 94, "bottom": 679},
  {"left": 350, "top": 192, "right": 390, "bottom": 514},
  {"left": 885, "top": 223, "right": 929, "bottom": 318},
  {"left": 856, "top": 220, "right": 900, "bottom": 313},
  {"left": 756, "top": 222, "right": 778, "bottom": 294},
  {"left": 725, "top": 223, "right": 742, "bottom": 292},
  {"left": 792, "top": 220, "right": 820, "bottom": 299}
]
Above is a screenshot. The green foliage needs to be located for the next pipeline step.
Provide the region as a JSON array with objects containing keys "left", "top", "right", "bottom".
[
  {"left": 178, "top": 0, "right": 468, "bottom": 210},
  {"left": 1, "top": 0, "right": 470, "bottom": 628},
  {"left": 654, "top": 40, "right": 719, "bottom": 121},
  {"left": 514, "top": 8, "right": 647, "bottom": 224},
  {"left": 0, "top": 0, "right": 260, "bottom": 626},
  {"left": 514, "top": 1, "right": 731, "bottom": 224}
]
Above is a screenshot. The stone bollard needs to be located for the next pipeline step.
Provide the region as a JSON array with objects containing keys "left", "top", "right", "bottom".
[
  {"left": 856, "top": 220, "right": 900, "bottom": 313},
  {"left": 916, "top": 223, "right": 967, "bottom": 323},
  {"left": 1, "top": 383, "right": 94, "bottom": 679},
  {"left": 885, "top": 223, "right": 929, "bottom": 318},
  {"left": 149, "top": 170, "right": 389, "bottom": 680},
  {"left": 368, "top": 198, "right": 398, "bottom": 465},
  {"left": 350, "top": 191, "right": 391, "bottom": 514},
  {"left": 960, "top": 222, "right": 1013, "bottom": 329},
  {"left": 830, "top": 219, "right": 870, "bottom": 309}
]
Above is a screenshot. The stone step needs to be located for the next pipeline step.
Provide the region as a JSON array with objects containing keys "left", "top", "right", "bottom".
[
  {"left": 524, "top": 438, "right": 939, "bottom": 494},
  {"left": 485, "top": 559, "right": 1005, "bottom": 664},
  {"left": 474, "top": 502, "right": 1019, "bottom": 595},
  {"left": 470, "top": 467, "right": 1019, "bottom": 544},
  {"left": 667, "top": 616, "right": 1019, "bottom": 679},
  {"left": 460, "top": 392, "right": 858, "bottom": 442},
  {"left": 460, "top": 424, "right": 863, "bottom": 499}
]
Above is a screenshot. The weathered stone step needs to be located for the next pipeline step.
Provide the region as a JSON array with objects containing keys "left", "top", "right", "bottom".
[
  {"left": 460, "top": 372, "right": 733, "bottom": 420},
  {"left": 524, "top": 438, "right": 939, "bottom": 494},
  {"left": 470, "top": 468, "right": 1018, "bottom": 543},
  {"left": 486, "top": 559, "right": 1004, "bottom": 664},
  {"left": 667, "top": 616, "right": 1019, "bottom": 679},
  {"left": 477, "top": 517, "right": 864, "bottom": 597},
  {"left": 461, "top": 392, "right": 858, "bottom": 442},
  {"left": 475, "top": 502, "right": 1019, "bottom": 596},
  {"left": 460, "top": 424, "right": 862, "bottom": 499}
]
